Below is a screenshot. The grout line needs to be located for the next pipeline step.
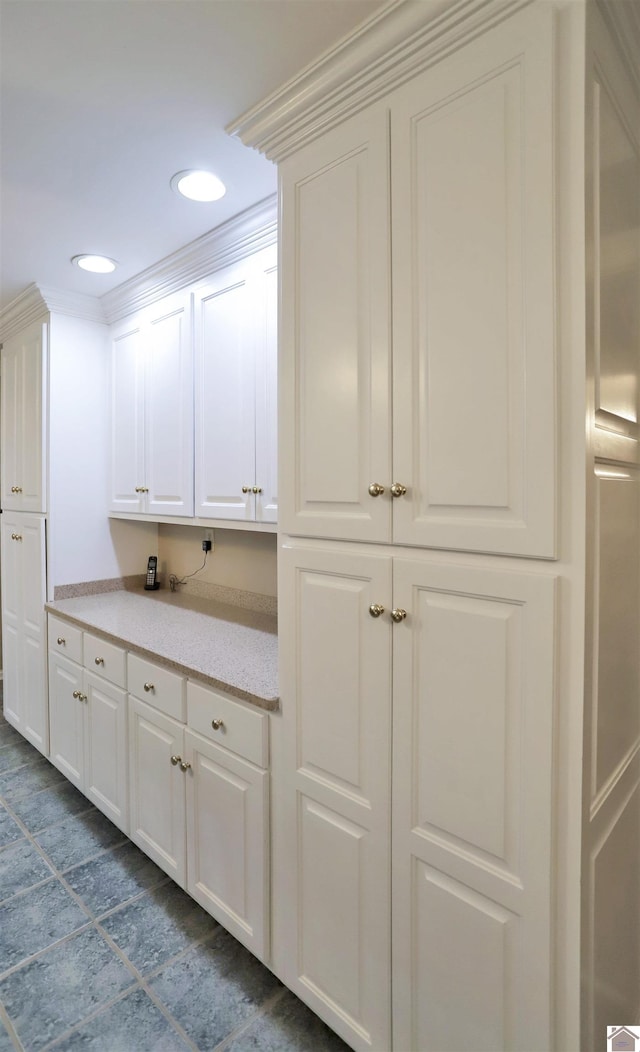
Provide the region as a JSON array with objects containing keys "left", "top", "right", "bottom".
[
  {"left": 0, "top": 1000, "right": 25, "bottom": 1052},
  {"left": 39, "top": 983, "right": 145, "bottom": 1052},
  {"left": 212, "top": 986, "right": 289, "bottom": 1051}
]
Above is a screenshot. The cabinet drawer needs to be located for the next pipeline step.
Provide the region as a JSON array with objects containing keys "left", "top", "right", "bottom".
[
  {"left": 48, "top": 616, "right": 83, "bottom": 664},
  {"left": 128, "top": 653, "right": 185, "bottom": 721},
  {"left": 187, "top": 681, "right": 268, "bottom": 768},
  {"left": 84, "top": 633, "right": 127, "bottom": 688}
]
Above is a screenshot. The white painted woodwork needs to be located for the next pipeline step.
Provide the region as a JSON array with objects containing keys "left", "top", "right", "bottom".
[
  {"left": 128, "top": 695, "right": 186, "bottom": 886},
  {"left": 84, "top": 633, "right": 127, "bottom": 690},
  {"left": 275, "top": 543, "right": 392, "bottom": 1051},
  {"left": 582, "top": 8, "right": 640, "bottom": 1048},
  {"left": 128, "top": 652, "right": 185, "bottom": 721},
  {"left": 48, "top": 615, "right": 83, "bottom": 664},
  {"left": 84, "top": 671, "right": 128, "bottom": 832},
  {"left": 187, "top": 680, "right": 268, "bottom": 768},
  {"left": 48, "top": 651, "right": 84, "bottom": 788},
  {"left": 110, "top": 292, "right": 193, "bottom": 516},
  {"left": 185, "top": 728, "right": 269, "bottom": 959},
  {"left": 1, "top": 319, "right": 46, "bottom": 513},
  {"left": 279, "top": 107, "right": 391, "bottom": 543},
  {"left": 391, "top": 558, "right": 556, "bottom": 1052},
  {"left": 391, "top": 4, "right": 556, "bottom": 556},
  {"left": 1, "top": 514, "right": 48, "bottom": 753},
  {"left": 194, "top": 245, "right": 277, "bottom": 523}
]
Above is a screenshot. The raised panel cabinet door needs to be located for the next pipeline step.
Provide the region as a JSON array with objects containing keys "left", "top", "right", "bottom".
[
  {"left": 128, "top": 696, "right": 186, "bottom": 886},
  {"left": 85, "top": 672, "right": 129, "bottom": 834},
  {"left": 48, "top": 652, "right": 84, "bottom": 788},
  {"left": 391, "top": 4, "right": 556, "bottom": 557},
  {"left": 274, "top": 542, "right": 392, "bottom": 1051},
  {"left": 254, "top": 246, "right": 278, "bottom": 523},
  {"left": 0, "top": 518, "right": 23, "bottom": 731},
  {"left": 279, "top": 106, "right": 392, "bottom": 543},
  {"left": 1, "top": 321, "right": 46, "bottom": 513},
  {"left": 144, "top": 292, "right": 194, "bottom": 517},
  {"left": 13, "top": 514, "right": 48, "bottom": 755},
  {"left": 110, "top": 319, "right": 145, "bottom": 513},
  {"left": 391, "top": 557, "right": 556, "bottom": 1052},
  {"left": 194, "top": 261, "right": 257, "bottom": 521},
  {"left": 184, "top": 729, "right": 269, "bottom": 960}
]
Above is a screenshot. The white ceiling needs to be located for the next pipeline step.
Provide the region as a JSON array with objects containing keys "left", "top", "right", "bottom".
[{"left": 0, "top": 0, "right": 385, "bottom": 314}]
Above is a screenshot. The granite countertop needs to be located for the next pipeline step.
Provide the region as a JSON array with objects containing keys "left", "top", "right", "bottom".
[{"left": 46, "top": 590, "right": 279, "bottom": 711}]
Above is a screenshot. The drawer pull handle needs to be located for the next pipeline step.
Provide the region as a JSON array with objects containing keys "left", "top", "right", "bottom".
[
  {"left": 143, "top": 682, "right": 155, "bottom": 693},
  {"left": 180, "top": 760, "right": 191, "bottom": 772},
  {"left": 57, "top": 637, "right": 66, "bottom": 646},
  {"left": 211, "top": 718, "right": 225, "bottom": 731},
  {"left": 94, "top": 657, "right": 104, "bottom": 666},
  {"left": 170, "top": 755, "right": 182, "bottom": 766}
]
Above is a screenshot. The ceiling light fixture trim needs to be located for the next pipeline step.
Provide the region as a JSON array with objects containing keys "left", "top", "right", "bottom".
[
  {"left": 170, "top": 169, "right": 226, "bottom": 202},
  {"left": 71, "top": 254, "right": 118, "bottom": 274}
]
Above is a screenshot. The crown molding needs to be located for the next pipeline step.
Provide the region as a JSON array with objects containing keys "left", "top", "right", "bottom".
[
  {"left": 0, "top": 284, "right": 106, "bottom": 342},
  {"left": 597, "top": 0, "right": 640, "bottom": 100},
  {"left": 226, "top": 0, "right": 531, "bottom": 161},
  {"left": 101, "top": 194, "right": 277, "bottom": 323}
]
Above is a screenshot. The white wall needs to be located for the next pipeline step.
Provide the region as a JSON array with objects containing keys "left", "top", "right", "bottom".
[{"left": 157, "top": 524, "right": 277, "bottom": 597}]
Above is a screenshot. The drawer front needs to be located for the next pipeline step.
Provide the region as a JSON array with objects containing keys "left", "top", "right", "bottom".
[
  {"left": 187, "top": 681, "right": 268, "bottom": 768},
  {"left": 84, "top": 632, "right": 127, "bottom": 688},
  {"left": 48, "top": 616, "right": 83, "bottom": 664},
  {"left": 128, "top": 653, "right": 185, "bottom": 721}
]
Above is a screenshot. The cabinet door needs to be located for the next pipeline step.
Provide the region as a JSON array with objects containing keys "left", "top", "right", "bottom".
[
  {"left": 85, "top": 672, "right": 128, "bottom": 833},
  {"left": 128, "top": 696, "right": 186, "bottom": 885},
  {"left": 194, "top": 262, "right": 257, "bottom": 521},
  {"left": 144, "top": 292, "right": 194, "bottom": 517},
  {"left": 2, "top": 514, "right": 48, "bottom": 754},
  {"left": 274, "top": 543, "right": 392, "bottom": 1051},
  {"left": 184, "top": 728, "right": 269, "bottom": 960},
  {"left": 110, "top": 319, "right": 145, "bottom": 513},
  {"left": 1, "top": 320, "right": 46, "bottom": 513},
  {"left": 48, "top": 652, "right": 84, "bottom": 788},
  {"left": 391, "top": 4, "right": 556, "bottom": 556},
  {"left": 391, "top": 558, "right": 556, "bottom": 1052},
  {"left": 279, "top": 107, "right": 391, "bottom": 542},
  {"left": 253, "top": 247, "right": 278, "bottom": 524}
]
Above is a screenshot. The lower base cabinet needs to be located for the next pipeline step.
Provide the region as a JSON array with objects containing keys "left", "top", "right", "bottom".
[{"left": 128, "top": 672, "right": 270, "bottom": 961}]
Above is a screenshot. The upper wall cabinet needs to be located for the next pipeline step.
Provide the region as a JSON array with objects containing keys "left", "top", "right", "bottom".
[
  {"left": 110, "top": 291, "right": 194, "bottom": 517},
  {"left": 1, "top": 319, "right": 46, "bottom": 513},
  {"left": 279, "top": 4, "right": 556, "bottom": 558},
  {"left": 194, "top": 244, "right": 277, "bottom": 524}
]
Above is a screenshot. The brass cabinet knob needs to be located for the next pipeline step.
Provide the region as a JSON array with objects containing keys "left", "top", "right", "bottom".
[
  {"left": 369, "top": 604, "right": 385, "bottom": 618},
  {"left": 252, "top": 486, "right": 262, "bottom": 494},
  {"left": 11, "top": 486, "right": 22, "bottom": 494},
  {"left": 170, "top": 755, "right": 182, "bottom": 766},
  {"left": 11, "top": 533, "right": 22, "bottom": 541},
  {"left": 143, "top": 682, "right": 154, "bottom": 693},
  {"left": 242, "top": 486, "right": 250, "bottom": 494},
  {"left": 390, "top": 482, "right": 407, "bottom": 498},
  {"left": 72, "top": 690, "right": 81, "bottom": 699},
  {"left": 180, "top": 760, "right": 191, "bottom": 772},
  {"left": 368, "top": 483, "right": 385, "bottom": 497},
  {"left": 57, "top": 637, "right": 66, "bottom": 646},
  {"left": 211, "top": 718, "right": 224, "bottom": 731},
  {"left": 391, "top": 608, "right": 407, "bottom": 623},
  {"left": 77, "top": 692, "right": 88, "bottom": 702},
  {"left": 94, "top": 657, "right": 104, "bottom": 666},
  {"left": 135, "top": 486, "right": 149, "bottom": 494}
]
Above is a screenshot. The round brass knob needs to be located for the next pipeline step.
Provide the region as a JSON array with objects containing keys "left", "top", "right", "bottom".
[
  {"left": 242, "top": 486, "right": 250, "bottom": 494},
  {"left": 252, "top": 486, "right": 263, "bottom": 494},
  {"left": 10, "top": 486, "right": 16, "bottom": 493},
  {"left": 15, "top": 486, "right": 22, "bottom": 493},
  {"left": 94, "top": 657, "right": 104, "bottom": 666},
  {"left": 390, "top": 482, "right": 407, "bottom": 498},
  {"left": 391, "top": 608, "right": 407, "bottom": 623},
  {"left": 57, "top": 637, "right": 66, "bottom": 646},
  {"left": 368, "top": 483, "right": 385, "bottom": 497},
  {"left": 143, "top": 682, "right": 154, "bottom": 693},
  {"left": 369, "top": 604, "right": 385, "bottom": 618},
  {"left": 170, "top": 755, "right": 181, "bottom": 766},
  {"left": 12, "top": 534, "right": 22, "bottom": 542},
  {"left": 211, "top": 718, "right": 224, "bottom": 731},
  {"left": 79, "top": 693, "right": 88, "bottom": 702},
  {"left": 180, "top": 760, "right": 191, "bottom": 772},
  {"left": 72, "top": 690, "right": 81, "bottom": 699}
]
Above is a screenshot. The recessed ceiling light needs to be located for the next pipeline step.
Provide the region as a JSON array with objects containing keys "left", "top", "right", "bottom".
[
  {"left": 170, "top": 169, "right": 226, "bottom": 203},
  {"left": 71, "top": 254, "right": 117, "bottom": 274}
]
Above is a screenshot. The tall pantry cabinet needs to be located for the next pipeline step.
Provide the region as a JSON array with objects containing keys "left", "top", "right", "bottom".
[{"left": 229, "top": 1, "right": 640, "bottom": 1050}]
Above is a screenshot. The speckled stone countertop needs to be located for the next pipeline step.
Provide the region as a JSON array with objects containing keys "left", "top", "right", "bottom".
[{"left": 45, "top": 590, "right": 279, "bottom": 711}]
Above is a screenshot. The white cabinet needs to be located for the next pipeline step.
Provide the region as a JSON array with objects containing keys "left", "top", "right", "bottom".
[
  {"left": 276, "top": 542, "right": 556, "bottom": 1052},
  {"left": 1, "top": 514, "right": 48, "bottom": 753},
  {"left": 110, "top": 290, "right": 194, "bottom": 516},
  {"left": 128, "top": 664, "right": 270, "bottom": 959},
  {"left": 1, "top": 319, "right": 46, "bottom": 513},
  {"left": 48, "top": 619, "right": 128, "bottom": 833},
  {"left": 279, "top": 6, "right": 555, "bottom": 559},
  {"left": 194, "top": 245, "right": 277, "bottom": 524}
]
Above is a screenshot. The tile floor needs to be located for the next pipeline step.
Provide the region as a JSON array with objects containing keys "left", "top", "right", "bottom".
[{"left": 0, "top": 693, "right": 350, "bottom": 1052}]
